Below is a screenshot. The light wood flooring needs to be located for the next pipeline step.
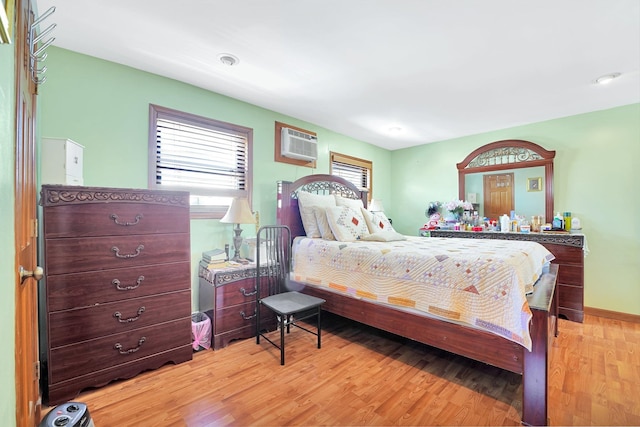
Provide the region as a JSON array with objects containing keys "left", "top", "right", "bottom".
[{"left": 43, "top": 313, "right": 640, "bottom": 426}]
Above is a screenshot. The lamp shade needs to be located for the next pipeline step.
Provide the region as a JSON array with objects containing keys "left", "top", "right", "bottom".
[
  {"left": 368, "top": 199, "right": 385, "bottom": 212},
  {"left": 220, "top": 198, "right": 256, "bottom": 224}
]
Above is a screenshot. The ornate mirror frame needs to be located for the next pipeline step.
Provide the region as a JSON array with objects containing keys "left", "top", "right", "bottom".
[{"left": 457, "top": 139, "right": 556, "bottom": 221}]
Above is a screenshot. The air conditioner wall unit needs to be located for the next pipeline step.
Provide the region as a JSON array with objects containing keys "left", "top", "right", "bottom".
[{"left": 281, "top": 127, "right": 318, "bottom": 162}]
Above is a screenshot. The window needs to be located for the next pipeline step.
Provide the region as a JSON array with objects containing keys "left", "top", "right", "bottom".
[
  {"left": 149, "top": 104, "right": 253, "bottom": 219},
  {"left": 330, "top": 152, "right": 372, "bottom": 203}
]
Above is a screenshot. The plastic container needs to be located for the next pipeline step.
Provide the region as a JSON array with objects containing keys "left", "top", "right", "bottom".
[
  {"left": 500, "top": 214, "right": 510, "bottom": 233},
  {"left": 563, "top": 212, "right": 572, "bottom": 231}
]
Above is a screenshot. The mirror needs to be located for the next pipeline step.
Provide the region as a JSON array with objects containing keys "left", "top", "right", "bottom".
[{"left": 457, "top": 140, "right": 555, "bottom": 222}]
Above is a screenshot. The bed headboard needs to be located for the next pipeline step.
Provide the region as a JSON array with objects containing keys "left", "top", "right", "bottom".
[{"left": 277, "top": 174, "right": 368, "bottom": 239}]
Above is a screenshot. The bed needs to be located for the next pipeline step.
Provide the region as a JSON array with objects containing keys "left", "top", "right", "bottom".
[{"left": 276, "top": 174, "right": 558, "bottom": 426}]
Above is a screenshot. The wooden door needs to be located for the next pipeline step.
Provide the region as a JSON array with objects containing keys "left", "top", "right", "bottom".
[
  {"left": 14, "top": 0, "right": 41, "bottom": 425},
  {"left": 483, "top": 173, "right": 514, "bottom": 220}
]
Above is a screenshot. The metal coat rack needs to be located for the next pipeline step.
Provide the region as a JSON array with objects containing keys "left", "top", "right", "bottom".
[{"left": 28, "top": 6, "right": 56, "bottom": 85}]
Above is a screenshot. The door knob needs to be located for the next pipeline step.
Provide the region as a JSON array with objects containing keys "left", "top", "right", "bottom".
[{"left": 19, "top": 266, "right": 43, "bottom": 284}]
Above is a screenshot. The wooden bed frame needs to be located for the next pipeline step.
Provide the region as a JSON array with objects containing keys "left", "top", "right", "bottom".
[{"left": 276, "top": 174, "right": 558, "bottom": 426}]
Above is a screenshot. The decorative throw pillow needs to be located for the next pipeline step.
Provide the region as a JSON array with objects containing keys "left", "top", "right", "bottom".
[
  {"left": 334, "top": 194, "right": 364, "bottom": 211},
  {"left": 297, "top": 191, "right": 336, "bottom": 238},
  {"left": 325, "top": 206, "right": 370, "bottom": 242},
  {"left": 312, "top": 206, "right": 335, "bottom": 240},
  {"left": 361, "top": 207, "right": 395, "bottom": 233},
  {"left": 359, "top": 230, "right": 407, "bottom": 242}
]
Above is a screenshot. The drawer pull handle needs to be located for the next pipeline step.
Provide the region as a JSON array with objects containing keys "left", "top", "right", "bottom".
[
  {"left": 240, "top": 309, "right": 257, "bottom": 320},
  {"left": 239, "top": 287, "right": 257, "bottom": 297},
  {"left": 112, "top": 244, "right": 144, "bottom": 259},
  {"left": 113, "top": 275, "right": 145, "bottom": 291},
  {"left": 110, "top": 213, "right": 143, "bottom": 226},
  {"left": 113, "top": 306, "right": 145, "bottom": 323},
  {"left": 114, "top": 337, "right": 146, "bottom": 355}
]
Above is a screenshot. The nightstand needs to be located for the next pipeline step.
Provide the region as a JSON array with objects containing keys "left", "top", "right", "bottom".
[{"left": 198, "top": 261, "right": 276, "bottom": 349}]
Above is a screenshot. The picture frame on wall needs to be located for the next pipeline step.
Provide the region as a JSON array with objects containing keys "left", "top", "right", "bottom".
[
  {"left": 0, "top": 0, "right": 14, "bottom": 44},
  {"left": 527, "top": 177, "right": 542, "bottom": 192}
]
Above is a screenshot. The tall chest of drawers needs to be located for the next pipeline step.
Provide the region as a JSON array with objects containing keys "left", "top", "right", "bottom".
[{"left": 40, "top": 185, "right": 193, "bottom": 405}]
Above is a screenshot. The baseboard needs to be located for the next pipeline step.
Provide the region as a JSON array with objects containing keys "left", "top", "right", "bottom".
[{"left": 584, "top": 306, "right": 640, "bottom": 323}]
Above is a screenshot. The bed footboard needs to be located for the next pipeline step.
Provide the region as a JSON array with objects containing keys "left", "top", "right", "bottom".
[{"left": 297, "top": 263, "right": 558, "bottom": 426}]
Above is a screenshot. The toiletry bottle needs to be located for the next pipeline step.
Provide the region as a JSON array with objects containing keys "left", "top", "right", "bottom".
[
  {"left": 500, "top": 214, "right": 510, "bottom": 233},
  {"left": 563, "top": 212, "right": 571, "bottom": 231},
  {"left": 553, "top": 212, "right": 563, "bottom": 230}
]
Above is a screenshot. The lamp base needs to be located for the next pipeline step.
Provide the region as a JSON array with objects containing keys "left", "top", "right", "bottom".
[{"left": 231, "top": 224, "right": 244, "bottom": 261}]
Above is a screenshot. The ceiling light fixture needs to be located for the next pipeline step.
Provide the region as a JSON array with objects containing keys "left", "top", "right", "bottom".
[
  {"left": 388, "top": 126, "right": 403, "bottom": 134},
  {"left": 595, "top": 72, "right": 621, "bottom": 85},
  {"left": 218, "top": 53, "right": 239, "bottom": 67}
]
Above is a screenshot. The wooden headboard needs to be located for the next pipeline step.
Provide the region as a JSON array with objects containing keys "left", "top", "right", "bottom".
[{"left": 277, "top": 174, "right": 368, "bottom": 239}]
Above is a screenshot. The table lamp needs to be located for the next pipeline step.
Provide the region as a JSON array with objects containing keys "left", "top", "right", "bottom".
[
  {"left": 368, "top": 199, "right": 385, "bottom": 213},
  {"left": 220, "top": 197, "right": 256, "bottom": 261}
]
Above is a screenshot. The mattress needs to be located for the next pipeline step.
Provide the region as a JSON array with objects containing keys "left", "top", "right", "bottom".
[{"left": 291, "top": 236, "right": 555, "bottom": 350}]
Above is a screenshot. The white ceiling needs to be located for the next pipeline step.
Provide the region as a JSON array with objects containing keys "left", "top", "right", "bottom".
[{"left": 35, "top": 0, "right": 640, "bottom": 150}]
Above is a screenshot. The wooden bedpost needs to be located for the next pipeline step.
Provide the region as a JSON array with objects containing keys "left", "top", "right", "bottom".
[{"left": 521, "top": 263, "right": 558, "bottom": 426}]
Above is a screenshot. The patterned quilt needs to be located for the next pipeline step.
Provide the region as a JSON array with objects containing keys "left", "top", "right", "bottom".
[{"left": 291, "top": 236, "right": 555, "bottom": 350}]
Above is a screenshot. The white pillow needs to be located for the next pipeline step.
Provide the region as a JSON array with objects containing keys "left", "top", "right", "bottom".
[
  {"left": 359, "top": 230, "right": 407, "bottom": 242},
  {"left": 361, "top": 207, "right": 395, "bottom": 233},
  {"left": 334, "top": 194, "right": 364, "bottom": 211},
  {"left": 325, "top": 206, "right": 370, "bottom": 242},
  {"left": 297, "top": 191, "right": 336, "bottom": 238},
  {"left": 312, "top": 206, "right": 335, "bottom": 240}
]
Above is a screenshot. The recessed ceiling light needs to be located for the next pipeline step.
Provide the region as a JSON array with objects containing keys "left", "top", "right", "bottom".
[
  {"left": 218, "top": 53, "right": 239, "bottom": 67},
  {"left": 388, "top": 126, "right": 403, "bottom": 134},
  {"left": 595, "top": 72, "right": 621, "bottom": 85}
]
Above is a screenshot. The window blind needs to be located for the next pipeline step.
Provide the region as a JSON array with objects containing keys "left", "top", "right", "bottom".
[
  {"left": 155, "top": 118, "right": 247, "bottom": 193},
  {"left": 330, "top": 152, "right": 372, "bottom": 195}
]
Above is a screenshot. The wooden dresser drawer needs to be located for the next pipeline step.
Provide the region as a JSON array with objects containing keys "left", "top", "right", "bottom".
[
  {"left": 556, "top": 264, "right": 584, "bottom": 287},
  {"left": 49, "top": 290, "right": 191, "bottom": 347},
  {"left": 558, "top": 284, "right": 584, "bottom": 311},
  {"left": 215, "top": 279, "right": 266, "bottom": 308},
  {"left": 47, "top": 262, "right": 190, "bottom": 311},
  {"left": 49, "top": 317, "right": 190, "bottom": 384},
  {"left": 215, "top": 301, "right": 257, "bottom": 334},
  {"left": 45, "top": 233, "right": 189, "bottom": 275},
  {"left": 43, "top": 202, "right": 189, "bottom": 238},
  {"left": 543, "top": 243, "right": 584, "bottom": 264},
  {"left": 46, "top": 346, "right": 193, "bottom": 406}
]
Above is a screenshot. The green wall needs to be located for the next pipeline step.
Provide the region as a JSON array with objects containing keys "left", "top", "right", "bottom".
[
  {"left": 390, "top": 104, "right": 640, "bottom": 315},
  {"left": 38, "top": 47, "right": 392, "bottom": 309},
  {"left": 0, "top": 40, "right": 17, "bottom": 424},
  {"left": 3, "top": 42, "right": 639, "bottom": 421}
]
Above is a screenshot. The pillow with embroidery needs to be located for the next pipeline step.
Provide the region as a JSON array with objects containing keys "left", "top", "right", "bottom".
[
  {"left": 297, "top": 191, "right": 336, "bottom": 238},
  {"left": 312, "top": 206, "right": 335, "bottom": 240},
  {"left": 361, "top": 207, "right": 395, "bottom": 233},
  {"left": 334, "top": 194, "right": 364, "bottom": 211},
  {"left": 325, "top": 206, "right": 370, "bottom": 242}
]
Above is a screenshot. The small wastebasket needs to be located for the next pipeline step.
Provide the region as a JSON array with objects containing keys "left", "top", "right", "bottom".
[{"left": 191, "top": 312, "right": 212, "bottom": 351}]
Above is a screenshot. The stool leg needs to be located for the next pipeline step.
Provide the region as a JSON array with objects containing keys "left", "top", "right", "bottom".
[
  {"left": 317, "top": 308, "right": 322, "bottom": 349},
  {"left": 280, "top": 313, "right": 285, "bottom": 365},
  {"left": 256, "top": 301, "right": 261, "bottom": 344}
]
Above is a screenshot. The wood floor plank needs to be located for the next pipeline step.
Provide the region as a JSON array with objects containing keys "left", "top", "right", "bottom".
[{"left": 41, "top": 313, "right": 640, "bottom": 426}]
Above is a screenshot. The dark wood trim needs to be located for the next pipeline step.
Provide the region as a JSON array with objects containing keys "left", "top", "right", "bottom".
[
  {"left": 457, "top": 139, "right": 556, "bottom": 222},
  {"left": 40, "top": 185, "right": 190, "bottom": 207},
  {"left": 274, "top": 121, "right": 317, "bottom": 168},
  {"left": 585, "top": 306, "right": 640, "bottom": 323}
]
